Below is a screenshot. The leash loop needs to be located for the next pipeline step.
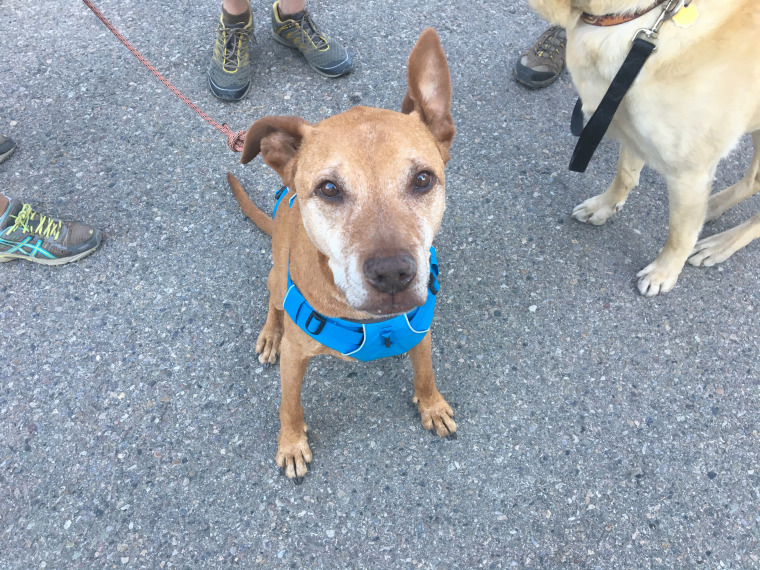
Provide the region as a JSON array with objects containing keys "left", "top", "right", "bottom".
[{"left": 222, "top": 125, "right": 247, "bottom": 152}]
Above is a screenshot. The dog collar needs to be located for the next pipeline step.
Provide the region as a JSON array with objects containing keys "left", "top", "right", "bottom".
[
  {"left": 581, "top": 0, "right": 671, "bottom": 26},
  {"left": 272, "top": 187, "right": 440, "bottom": 362}
]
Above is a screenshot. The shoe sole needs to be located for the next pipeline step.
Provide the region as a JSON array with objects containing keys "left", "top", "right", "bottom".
[
  {"left": 0, "top": 245, "right": 100, "bottom": 266},
  {"left": 0, "top": 145, "right": 17, "bottom": 164},
  {"left": 514, "top": 65, "right": 561, "bottom": 90},
  {"left": 271, "top": 30, "right": 351, "bottom": 78},
  {"left": 208, "top": 75, "right": 253, "bottom": 101}
]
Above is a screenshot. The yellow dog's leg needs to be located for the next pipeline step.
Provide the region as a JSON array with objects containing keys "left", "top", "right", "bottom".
[{"left": 572, "top": 144, "right": 645, "bottom": 225}]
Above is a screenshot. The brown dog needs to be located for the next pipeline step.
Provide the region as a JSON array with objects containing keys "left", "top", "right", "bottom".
[
  {"left": 227, "top": 28, "right": 457, "bottom": 480},
  {"left": 530, "top": 0, "right": 760, "bottom": 296}
]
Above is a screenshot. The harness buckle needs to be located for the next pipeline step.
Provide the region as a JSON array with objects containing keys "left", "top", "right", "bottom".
[{"left": 305, "top": 311, "right": 327, "bottom": 335}]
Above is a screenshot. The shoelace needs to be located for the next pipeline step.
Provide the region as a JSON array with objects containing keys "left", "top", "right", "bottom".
[
  {"left": 217, "top": 23, "right": 254, "bottom": 71},
  {"left": 292, "top": 12, "right": 328, "bottom": 50},
  {"left": 6, "top": 204, "right": 62, "bottom": 241},
  {"left": 535, "top": 29, "right": 565, "bottom": 58}
]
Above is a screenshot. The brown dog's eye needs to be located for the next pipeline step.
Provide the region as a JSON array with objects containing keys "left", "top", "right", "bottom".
[
  {"left": 318, "top": 181, "right": 340, "bottom": 199},
  {"left": 413, "top": 171, "right": 435, "bottom": 193}
]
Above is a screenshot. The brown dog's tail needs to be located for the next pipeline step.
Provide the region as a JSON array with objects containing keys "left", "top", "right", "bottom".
[{"left": 227, "top": 172, "right": 273, "bottom": 237}]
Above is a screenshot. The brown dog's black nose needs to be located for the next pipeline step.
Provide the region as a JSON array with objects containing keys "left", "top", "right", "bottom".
[{"left": 364, "top": 254, "right": 417, "bottom": 294}]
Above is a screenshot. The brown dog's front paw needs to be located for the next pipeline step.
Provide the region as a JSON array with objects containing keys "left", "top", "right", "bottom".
[
  {"left": 276, "top": 426, "right": 312, "bottom": 480},
  {"left": 413, "top": 392, "right": 457, "bottom": 437},
  {"left": 256, "top": 325, "right": 282, "bottom": 365}
]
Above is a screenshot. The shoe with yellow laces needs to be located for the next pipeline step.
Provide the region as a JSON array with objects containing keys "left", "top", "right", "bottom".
[
  {"left": 208, "top": 3, "right": 255, "bottom": 101},
  {"left": 515, "top": 26, "right": 566, "bottom": 89},
  {"left": 271, "top": 0, "right": 352, "bottom": 78},
  {"left": 0, "top": 198, "right": 102, "bottom": 265}
]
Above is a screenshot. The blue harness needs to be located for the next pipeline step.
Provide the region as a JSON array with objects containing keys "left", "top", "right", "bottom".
[{"left": 272, "top": 187, "right": 440, "bottom": 362}]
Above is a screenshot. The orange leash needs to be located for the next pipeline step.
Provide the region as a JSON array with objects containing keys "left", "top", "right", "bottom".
[{"left": 82, "top": 0, "right": 247, "bottom": 152}]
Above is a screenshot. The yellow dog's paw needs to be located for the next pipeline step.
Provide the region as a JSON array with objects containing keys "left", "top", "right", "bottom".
[
  {"left": 276, "top": 426, "right": 312, "bottom": 481},
  {"left": 688, "top": 228, "right": 744, "bottom": 267},
  {"left": 572, "top": 194, "right": 624, "bottom": 226},
  {"left": 256, "top": 325, "right": 282, "bottom": 365},
  {"left": 636, "top": 260, "right": 680, "bottom": 297},
  {"left": 413, "top": 392, "right": 457, "bottom": 437}
]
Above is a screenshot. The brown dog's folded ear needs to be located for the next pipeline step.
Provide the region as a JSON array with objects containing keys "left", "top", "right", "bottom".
[
  {"left": 241, "top": 116, "right": 312, "bottom": 184},
  {"left": 402, "top": 28, "right": 455, "bottom": 163}
]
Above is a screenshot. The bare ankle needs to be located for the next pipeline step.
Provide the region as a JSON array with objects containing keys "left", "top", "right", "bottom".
[{"left": 221, "top": 0, "right": 250, "bottom": 16}]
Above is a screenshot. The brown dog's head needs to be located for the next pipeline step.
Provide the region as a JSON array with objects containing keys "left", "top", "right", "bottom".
[{"left": 241, "top": 28, "right": 454, "bottom": 316}]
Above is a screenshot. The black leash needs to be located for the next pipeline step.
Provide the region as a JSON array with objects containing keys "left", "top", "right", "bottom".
[
  {"left": 569, "top": 38, "right": 656, "bottom": 172},
  {"left": 568, "top": 0, "right": 684, "bottom": 173}
]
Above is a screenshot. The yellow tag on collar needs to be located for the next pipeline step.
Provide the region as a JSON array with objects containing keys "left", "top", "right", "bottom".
[{"left": 672, "top": 2, "right": 699, "bottom": 28}]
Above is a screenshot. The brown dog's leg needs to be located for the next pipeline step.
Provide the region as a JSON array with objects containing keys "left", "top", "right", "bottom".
[
  {"left": 256, "top": 269, "right": 284, "bottom": 364},
  {"left": 572, "top": 144, "right": 645, "bottom": 225},
  {"left": 705, "top": 131, "right": 760, "bottom": 222},
  {"left": 256, "top": 296, "right": 283, "bottom": 364},
  {"left": 409, "top": 332, "right": 456, "bottom": 437},
  {"left": 276, "top": 335, "right": 312, "bottom": 479},
  {"left": 637, "top": 168, "right": 714, "bottom": 296}
]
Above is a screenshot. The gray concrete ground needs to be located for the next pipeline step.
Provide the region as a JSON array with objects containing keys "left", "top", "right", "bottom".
[{"left": 2, "top": 0, "right": 759, "bottom": 568}]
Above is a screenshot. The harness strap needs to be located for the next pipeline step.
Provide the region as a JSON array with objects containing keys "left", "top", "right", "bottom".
[
  {"left": 284, "top": 282, "right": 365, "bottom": 347},
  {"left": 283, "top": 248, "right": 439, "bottom": 359},
  {"left": 569, "top": 37, "right": 656, "bottom": 173},
  {"left": 272, "top": 186, "right": 290, "bottom": 220}
]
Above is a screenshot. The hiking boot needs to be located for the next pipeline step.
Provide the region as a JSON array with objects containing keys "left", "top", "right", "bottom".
[
  {"left": 515, "top": 26, "right": 566, "bottom": 89},
  {"left": 0, "top": 198, "right": 102, "bottom": 265},
  {"left": 208, "top": 5, "right": 255, "bottom": 101},
  {"left": 271, "top": 1, "right": 352, "bottom": 78},
  {"left": 0, "top": 135, "right": 16, "bottom": 164}
]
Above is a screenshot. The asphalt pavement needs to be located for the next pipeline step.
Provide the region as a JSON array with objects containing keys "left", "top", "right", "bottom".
[{"left": 2, "top": 0, "right": 759, "bottom": 568}]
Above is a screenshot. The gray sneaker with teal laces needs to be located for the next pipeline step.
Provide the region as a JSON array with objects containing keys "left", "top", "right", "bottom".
[
  {"left": 271, "top": 1, "right": 352, "bottom": 78},
  {"left": 208, "top": 9, "right": 255, "bottom": 101},
  {"left": 0, "top": 198, "right": 102, "bottom": 265}
]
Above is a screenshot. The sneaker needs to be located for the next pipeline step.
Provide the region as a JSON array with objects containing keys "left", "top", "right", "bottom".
[
  {"left": 208, "top": 6, "right": 255, "bottom": 101},
  {"left": 0, "top": 198, "right": 102, "bottom": 265},
  {"left": 271, "top": 1, "right": 352, "bottom": 78},
  {"left": 0, "top": 135, "right": 16, "bottom": 164},
  {"left": 515, "top": 26, "right": 566, "bottom": 89}
]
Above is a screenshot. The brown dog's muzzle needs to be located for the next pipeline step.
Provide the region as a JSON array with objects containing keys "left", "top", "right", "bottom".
[{"left": 363, "top": 254, "right": 417, "bottom": 295}]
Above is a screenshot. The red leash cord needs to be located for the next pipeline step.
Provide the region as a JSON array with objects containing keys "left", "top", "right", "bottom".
[{"left": 82, "top": 0, "right": 247, "bottom": 152}]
